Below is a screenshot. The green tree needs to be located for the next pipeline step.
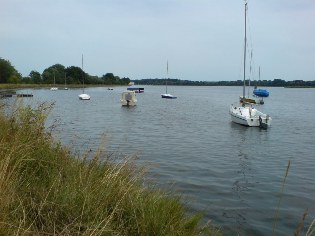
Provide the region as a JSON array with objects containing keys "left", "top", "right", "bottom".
[
  {"left": 29, "top": 70, "right": 42, "bottom": 84},
  {"left": 65, "top": 66, "right": 84, "bottom": 84},
  {"left": 8, "top": 73, "right": 22, "bottom": 84},
  {"left": 42, "top": 64, "right": 65, "bottom": 84},
  {"left": 120, "top": 77, "right": 130, "bottom": 85},
  {"left": 0, "top": 58, "right": 19, "bottom": 83},
  {"left": 102, "top": 73, "right": 117, "bottom": 84}
]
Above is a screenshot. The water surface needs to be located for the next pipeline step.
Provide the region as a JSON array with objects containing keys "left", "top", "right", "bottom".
[{"left": 14, "top": 86, "right": 315, "bottom": 236}]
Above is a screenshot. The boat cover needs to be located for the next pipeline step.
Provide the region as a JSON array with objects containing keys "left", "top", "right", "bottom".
[{"left": 253, "top": 89, "right": 269, "bottom": 97}]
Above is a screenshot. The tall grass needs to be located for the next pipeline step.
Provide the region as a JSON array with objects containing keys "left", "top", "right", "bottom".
[{"left": 0, "top": 100, "right": 221, "bottom": 236}]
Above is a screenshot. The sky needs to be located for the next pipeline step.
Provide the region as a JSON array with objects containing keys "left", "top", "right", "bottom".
[{"left": 1, "top": 0, "right": 315, "bottom": 81}]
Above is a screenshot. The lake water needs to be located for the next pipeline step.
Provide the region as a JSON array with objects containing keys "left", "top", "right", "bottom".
[{"left": 12, "top": 86, "right": 315, "bottom": 235}]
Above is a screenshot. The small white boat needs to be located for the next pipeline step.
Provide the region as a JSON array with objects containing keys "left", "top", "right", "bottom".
[
  {"left": 78, "top": 93, "right": 90, "bottom": 100},
  {"left": 161, "top": 60, "right": 177, "bottom": 99},
  {"left": 161, "top": 93, "right": 177, "bottom": 99},
  {"left": 64, "top": 73, "right": 69, "bottom": 90},
  {"left": 50, "top": 71, "right": 58, "bottom": 90},
  {"left": 78, "top": 54, "right": 90, "bottom": 100},
  {"left": 120, "top": 91, "right": 137, "bottom": 106},
  {"left": 230, "top": 104, "right": 271, "bottom": 128}
]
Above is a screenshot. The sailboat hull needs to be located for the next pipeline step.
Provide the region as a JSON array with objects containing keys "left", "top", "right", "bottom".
[
  {"left": 161, "top": 94, "right": 177, "bottom": 99},
  {"left": 229, "top": 105, "right": 271, "bottom": 128},
  {"left": 79, "top": 94, "right": 90, "bottom": 100}
]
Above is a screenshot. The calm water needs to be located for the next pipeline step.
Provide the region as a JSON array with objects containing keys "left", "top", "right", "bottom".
[{"left": 13, "top": 86, "right": 315, "bottom": 235}]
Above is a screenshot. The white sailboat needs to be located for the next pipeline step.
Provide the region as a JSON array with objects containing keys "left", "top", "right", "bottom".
[
  {"left": 50, "top": 70, "right": 58, "bottom": 90},
  {"left": 230, "top": 1, "right": 271, "bottom": 128},
  {"left": 161, "top": 60, "right": 177, "bottom": 99},
  {"left": 64, "top": 72, "right": 68, "bottom": 90},
  {"left": 78, "top": 54, "right": 90, "bottom": 100}
]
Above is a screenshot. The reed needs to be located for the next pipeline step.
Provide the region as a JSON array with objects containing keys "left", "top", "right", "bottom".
[
  {"left": 306, "top": 217, "right": 315, "bottom": 236},
  {"left": 0, "top": 100, "right": 221, "bottom": 235},
  {"left": 294, "top": 209, "right": 308, "bottom": 236},
  {"left": 272, "top": 160, "right": 291, "bottom": 236}
]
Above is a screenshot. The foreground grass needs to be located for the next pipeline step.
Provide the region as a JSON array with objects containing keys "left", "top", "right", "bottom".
[{"left": 0, "top": 101, "right": 221, "bottom": 236}]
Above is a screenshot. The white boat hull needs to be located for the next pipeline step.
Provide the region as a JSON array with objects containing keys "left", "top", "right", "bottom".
[
  {"left": 79, "top": 94, "right": 90, "bottom": 100},
  {"left": 161, "top": 93, "right": 177, "bottom": 99},
  {"left": 229, "top": 104, "right": 271, "bottom": 127},
  {"left": 121, "top": 100, "right": 137, "bottom": 106}
]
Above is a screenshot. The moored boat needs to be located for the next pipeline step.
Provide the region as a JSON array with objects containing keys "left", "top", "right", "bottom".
[
  {"left": 121, "top": 91, "right": 137, "bottom": 106},
  {"left": 230, "top": 2, "right": 271, "bottom": 128}
]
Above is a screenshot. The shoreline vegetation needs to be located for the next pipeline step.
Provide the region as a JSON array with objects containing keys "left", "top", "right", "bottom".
[
  {"left": 1, "top": 83, "right": 315, "bottom": 91},
  {"left": 1, "top": 57, "right": 314, "bottom": 89},
  {"left": 0, "top": 101, "right": 222, "bottom": 235}
]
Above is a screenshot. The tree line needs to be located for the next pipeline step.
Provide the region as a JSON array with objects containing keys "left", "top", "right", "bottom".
[
  {"left": 1, "top": 57, "right": 314, "bottom": 87},
  {"left": 134, "top": 78, "right": 315, "bottom": 87},
  {"left": 0, "top": 57, "right": 130, "bottom": 85}
]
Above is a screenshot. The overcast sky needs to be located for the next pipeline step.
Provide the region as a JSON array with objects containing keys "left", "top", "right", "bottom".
[{"left": 1, "top": 0, "right": 314, "bottom": 81}]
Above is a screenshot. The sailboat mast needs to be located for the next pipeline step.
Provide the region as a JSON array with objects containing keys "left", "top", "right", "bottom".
[
  {"left": 259, "top": 66, "right": 261, "bottom": 87},
  {"left": 82, "top": 54, "right": 85, "bottom": 93},
  {"left": 243, "top": 2, "right": 247, "bottom": 98},
  {"left": 166, "top": 60, "right": 168, "bottom": 94}
]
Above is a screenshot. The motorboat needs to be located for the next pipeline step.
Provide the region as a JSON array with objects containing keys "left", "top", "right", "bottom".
[{"left": 121, "top": 91, "right": 137, "bottom": 106}]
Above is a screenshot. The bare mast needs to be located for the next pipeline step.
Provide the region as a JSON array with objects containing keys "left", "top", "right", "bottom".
[{"left": 243, "top": 2, "right": 247, "bottom": 98}]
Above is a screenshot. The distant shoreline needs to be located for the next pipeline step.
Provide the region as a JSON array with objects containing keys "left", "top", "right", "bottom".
[
  {"left": 1, "top": 83, "right": 315, "bottom": 90},
  {"left": 0, "top": 84, "right": 126, "bottom": 90}
]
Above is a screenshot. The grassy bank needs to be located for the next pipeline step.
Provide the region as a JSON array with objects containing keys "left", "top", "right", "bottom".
[{"left": 0, "top": 101, "right": 221, "bottom": 236}]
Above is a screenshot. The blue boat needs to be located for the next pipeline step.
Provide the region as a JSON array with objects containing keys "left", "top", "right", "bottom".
[{"left": 253, "top": 88, "right": 269, "bottom": 97}]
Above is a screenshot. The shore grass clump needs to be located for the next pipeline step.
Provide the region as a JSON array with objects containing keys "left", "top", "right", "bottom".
[{"left": 0, "top": 100, "right": 221, "bottom": 236}]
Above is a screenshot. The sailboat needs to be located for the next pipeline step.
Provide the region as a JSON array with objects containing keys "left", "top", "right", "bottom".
[
  {"left": 229, "top": 1, "right": 271, "bottom": 128},
  {"left": 50, "top": 70, "right": 58, "bottom": 90},
  {"left": 78, "top": 54, "right": 90, "bottom": 100},
  {"left": 64, "top": 72, "right": 68, "bottom": 90},
  {"left": 253, "top": 66, "right": 269, "bottom": 100},
  {"left": 161, "top": 60, "right": 177, "bottom": 99}
]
